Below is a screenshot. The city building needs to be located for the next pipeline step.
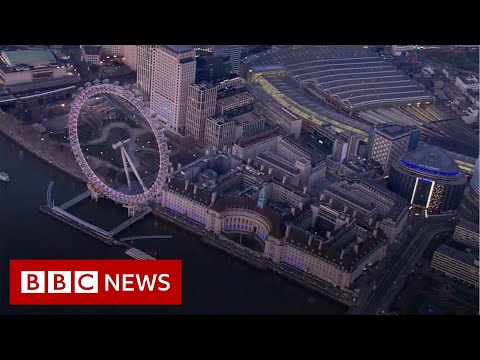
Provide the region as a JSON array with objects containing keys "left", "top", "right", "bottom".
[
  {"left": 455, "top": 75, "right": 479, "bottom": 94},
  {"left": 204, "top": 116, "right": 235, "bottom": 151},
  {"left": 195, "top": 51, "right": 231, "bottom": 82},
  {"left": 0, "top": 49, "right": 68, "bottom": 85},
  {"left": 390, "top": 45, "right": 416, "bottom": 56},
  {"left": 136, "top": 45, "right": 159, "bottom": 96},
  {"left": 158, "top": 150, "right": 385, "bottom": 289},
  {"left": 367, "top": 124, "right": 420, "bottom": 176},
  {"left": 232, "top": 125, "right": 281, "bottom": 160},
  {"left": 216, "top": 92, "right": 254, "bottom": 116},
  {"left": 471, "top": 157, "right": 479, "bottom": 198},
  {"left": 101, "top": 45, "right": 124, "bottom": 57},
  {"left": 185, "top": 77, "right": 247, "bottom": 146},
  {"left": 254, "top": 101, "right": 302, "bottom": 139},
  {"left": 215, "top": 46, "right": 243, "bottom": 74},
  {"left": 453, "top": 220, "right": 479, "bottom": 249},
  {"left": 317, "top": 175, "right": 409, "bottom": 242},
  {"left": 185, "top": 82, "right": 218, "bottom": 145},
  {"left": 233, "top": 112, "right": 265, "bottom": 140},
  {"left": 81, "top": 46, "right": 102, "bottom": 65},
  {"left": 123, "top": 45, "right": 138, "bottom": 70},
  {"left": 388, "top": 145, "right": 467, "bottom": 211},
  {"left": 150, "top": 45, "right": 196, "bottom": 133},
  {"left": 431, "top": 243, "right": 479, "bottom": 288},
  {"left": 263, "top": 220, "right": 387, "bottom": 289}
]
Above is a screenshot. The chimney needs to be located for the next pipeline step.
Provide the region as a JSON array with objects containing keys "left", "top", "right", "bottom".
[
  {"left": 320, "top": 193, "right": 325, "bottom": 201},
  {"left": 303, "top": 186, "right": 308, "bottom": 194},
  {"left": 340, "top": 249, "right": 345, "bottom": 260},
  {"left": 318, "top": 239, "right": 323, "bottom": 250},
  {"left": 375, "top": 221, "right": 380, "bottom": 229},
  {"left": 167, "top": 176, "right": 171, "bottom": 183},
  {"left": 260, "top": 164, "right": 265, "bottom": 171},
  {"left": 299, "top": 202, "right": 303, "bottom": 211},
  {"left": 211, "top": 191, "right": 217, "bottom": 204},
  {"left": 368, "top": 218, "right": 373, "bottom": 225},
  {"left": 268, "top": 167, "right": 273, "bottom": 175},
  {"left": 354, "top": 244, "right": 359, "bottom": 254},
  {"left": 328, "top": 198, "right": 333, "bottom": 205},
  {"left": 193, "top": 184, "right": 198, "bottom": 195},
  {"left": 343, "top": 205, "right": 348, "bottom": 213},
  {"left": 177, "top": 163, "right": 182, "bottom": 170},
  {"left": 184, "top": 180, "right": 189, "bottom": 191},
  {"left": 247, "top": 158, "right": 252, "bottom": 165},
  {"left": 352, "top": 210, "right": 357, "bottom": 217},
  {"left": 282, "top": 176, "right": 287, "bottom": 184},
  {"left": 285, "top": 223, "right": 292, "bottom": 238},
  {"left": 291, "top": 206, "right": 296, "bottom": 215},
  {"left": 308, "top": 234, "right": 313, "bottom": 246},
  {"left": 373, "top": 229, "right": 378, "bottom": 237},
  {"left": 326, "top": 230, "right": 332, "bottom": 239}
]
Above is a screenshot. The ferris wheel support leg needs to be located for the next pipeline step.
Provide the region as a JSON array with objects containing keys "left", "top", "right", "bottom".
[
  {"left": 123, "top": 148, "right": 148, "bottom": 192},
  {"left": 120, "top": 147, "right": 132, "bottom": 190}
]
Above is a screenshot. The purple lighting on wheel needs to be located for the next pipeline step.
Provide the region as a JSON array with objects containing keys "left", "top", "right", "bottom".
[{"left": 68, "top": 83, "right": 169, "bottom": 206}]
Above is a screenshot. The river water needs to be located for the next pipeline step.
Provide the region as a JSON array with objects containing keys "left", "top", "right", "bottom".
[{"left": 0, "top": 134, "right": 346, "bottom": 314}]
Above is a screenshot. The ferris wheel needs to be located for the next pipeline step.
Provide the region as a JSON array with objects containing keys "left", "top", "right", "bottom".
[{"left": 68, "top": 82, "right": 169, "bottom": 207}]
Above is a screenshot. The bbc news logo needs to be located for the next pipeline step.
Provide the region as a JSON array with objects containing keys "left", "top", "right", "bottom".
[{"left": 10, "top": 260, "right": 182, "bottom": 305}]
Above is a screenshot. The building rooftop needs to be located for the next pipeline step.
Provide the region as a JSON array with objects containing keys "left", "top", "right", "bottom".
[
  {"left": 82, "top": 46, "right": 101, "bottom": 56},
  {"left": 1, "top": 49, "right": 57, "bottom": 68},
  {"left": 435, "top": 243, "right": 479, "bottom": 267},
  {"left": 400, "top": 145, "right": 461, "bottom": 176},
  {"left": 165, "top": 45, "right": 193, "bottom": 53},
  {"left": 217, "top": 92, "right": 254, "bottom": 108},
  {"left": 375, "top": 123, "right": 416, "bottom": 139},
  {"left": 286, "top": 224, "right": 386, "bottom": 271},
  {"left": 258, "top": 151, "right": 300, "bottom": 175},
  {"left": 456, "top": 219, "right": 480, "bottom": 234},
  {"left": 233, "top": 112, "right": 262, "bottom": 126}
]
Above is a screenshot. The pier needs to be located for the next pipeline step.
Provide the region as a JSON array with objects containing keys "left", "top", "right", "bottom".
[
  {"left": 108, "top": 208, "right": 151, "bottom": 237},
  {"left": 59, "top": 191, "right": 90, "bottom": 210}
]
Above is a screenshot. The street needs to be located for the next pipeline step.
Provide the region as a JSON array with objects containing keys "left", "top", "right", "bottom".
[{"left": 350, "top": 216, "right": 456, "bottom": 314}]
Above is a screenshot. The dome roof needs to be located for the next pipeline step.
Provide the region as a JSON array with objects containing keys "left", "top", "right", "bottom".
[{"left": 400, "top": 145, "right": 461, "bottom": 176}]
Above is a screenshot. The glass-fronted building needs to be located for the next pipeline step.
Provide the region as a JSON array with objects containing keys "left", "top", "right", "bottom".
[{"left": 388, "top": 145, "right": 467, "bottom": 211}]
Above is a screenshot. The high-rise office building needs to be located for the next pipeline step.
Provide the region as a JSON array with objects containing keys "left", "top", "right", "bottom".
[
  {"left": 367, "top": 124, "right": 420, "bottom": 176},
  {"left": 216, "top": 45, "right": 243, "bottom": 74},
  {"left": 185, "top": 82, "right": 218, "bottom": 145},
  {"left": 136, "top": 45, "right": 159, "bottom": 96},
  {"left": 124, "top": 45, "right": 138, "bottom": 70},
  {"left": 150, "top": 45, "right": 196, "bottom": 133}
]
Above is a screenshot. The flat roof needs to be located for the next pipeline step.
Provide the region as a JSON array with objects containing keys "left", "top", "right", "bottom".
[
  {"left": 233, "top": 111, "right": 262, "bottom": 125},
  {"left": 165, "top": 45, "right": 192, "bottom": 53},
  {"left": 82, "top": 46, "right": 101, "bottom": 55},
  {"left": 1, "top": 49, "right": 57, "bottom": 68},
  {"left": 457, "top": 219, "right": 480, "bottom": 234},
  {"left": 435, "top": 243, "right": 478, "bottom": 267},
  {"left": 376, "top": 123, "right": 416, "bottom": 138}
]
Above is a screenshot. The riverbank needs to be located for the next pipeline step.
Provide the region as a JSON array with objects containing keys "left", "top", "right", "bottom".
[{"left": 0, "top": 111, "right": 87, "bottom": 184}]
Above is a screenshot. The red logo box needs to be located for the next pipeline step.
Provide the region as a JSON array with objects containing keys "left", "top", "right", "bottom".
[{"left": 10, "top": 259, "right": 182, "bottom": 305}]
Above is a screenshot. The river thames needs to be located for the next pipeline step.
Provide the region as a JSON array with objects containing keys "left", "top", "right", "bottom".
[{"left": 0, "top": 134, "right": 347, "bottom": 314}]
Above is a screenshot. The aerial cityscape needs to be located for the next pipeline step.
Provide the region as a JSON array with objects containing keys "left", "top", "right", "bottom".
[{"left": 0, "top": 44, "right": 478, "bottom": 315}]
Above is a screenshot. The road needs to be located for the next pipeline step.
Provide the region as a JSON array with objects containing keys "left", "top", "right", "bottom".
[{"left": 351, "top": 216, "right": 456, "bottom": 314}]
